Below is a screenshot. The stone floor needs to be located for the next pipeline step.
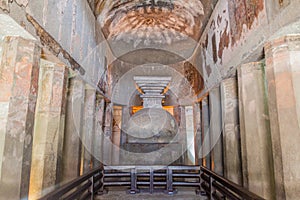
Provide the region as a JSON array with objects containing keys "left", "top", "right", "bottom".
[{"left": 94, "top": 190, "right": 208, "bottom": 200}]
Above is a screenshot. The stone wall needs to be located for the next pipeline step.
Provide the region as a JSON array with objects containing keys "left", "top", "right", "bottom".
[
  {"left": 192, "top": 0, "right": 300, "bottom": 96},
  {"left": 0, "top": 0, "right": 107, "bottom": 89}
]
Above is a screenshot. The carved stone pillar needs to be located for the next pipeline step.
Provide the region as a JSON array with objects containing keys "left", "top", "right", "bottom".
[
  {"left": 93, "top": 95, "right": 105, "bottom": 168},
  {"left": 193, "top": 103, "right": 201, "bottom": 165},
  {"left": 173, "top": 105, "right": 186, "bottom": 164},
  {"left": 0, "top": 36, "right": 40, "bottom": 199},
  {"left": 265, "top": 35, "right": 300, "bottom": 199},
  {"left": 238, "top": 62, "right": 275, "bottom": 199},
  {"left": 200, "top": 97, "right": 210, "bottom": 169},
  {"left": 209, "top": 86, "right": 223, "bottom": 175},
  {"left": 102, "top": 102, "right": 113, "bottom": 165},
  {"left": 29, "top": 59, "right": 68, "bottom": 199},
  {"left": 220, "top": 77, "right": 242, "bottom": 185},
  {"left": 178, "top": 105, "right": 187, "bottom": 164},
  {"left": 111, "top": 106, "right": 122, "bottom": 165},
  {"left": 185, "top": 106, "right": 195, "bottom": 165},
  {"left": 62, "top": 76, "right": 85, "bottom": 181},
  {"left": 82, "top": 85, "right": 96, "bottom": 173}
]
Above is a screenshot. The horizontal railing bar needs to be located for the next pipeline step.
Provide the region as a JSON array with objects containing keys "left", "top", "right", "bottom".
[
  {"left": 212, "top": 181, "right": 240, "bottom": 200},
  {"left": 103, "top": 182, "right": 131, "bottom": 186},
  {"left": 201, "top": 173, "right": 210, "bottom": 182},
  {"left": 137, "top": 181, "right": 150, "bottom": 185},
  {"left": 104, "top": 173, "right": 130, "bottom": 177},
  {"left": 40, "top": 167, "right": 101, "bottom": 200},
  {"left": 153, "top": 182, "right": 167, "bottom": 185},
  {"left": 153, "top": 173, "right": 167, "bottom": 176},
  {"left": 136, "top": 173, "right": 151, "bottom": 176},
  {"left": 80, "top": 192, "right": 91, "bottom": 200},
  {"left": 94, "top": 182, "right": 103, "bottom": 192},
  {"left": 168, "top": 166, "right": 200, "bottom": 170},
  {"left": 212, "top": 191, "right": 224, "bottom": 200},
  {"left": 94, "top": 173, "right": 103, "bottom": 182},
  {"left": 136, "top": 173, "right": 167, "bottom": 177},
  {"left": 173, "top": 182, "right": 199, "bottom": 186},
  {"left": 172, "top": 174, "right": 200, "bottom": 177},
  {"left": 201, "top": 167, "right": 265, "bottom": 200},
  {"left": 201, "top": 182, "right": 210, "bottom": 195},
  {"left": 125, "top": 181, "right": 168, "bottom": 185},
  {"left": 104, "top": 165, "right": 200, "bottom": 170},
  {"left": 64, "top": 181, "right": 92, "bottom": 200}
]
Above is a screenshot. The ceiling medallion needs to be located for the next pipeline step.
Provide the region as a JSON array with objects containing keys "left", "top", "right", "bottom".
[{"left": 97, "top": 0, "right": 204, "bottom": 46}]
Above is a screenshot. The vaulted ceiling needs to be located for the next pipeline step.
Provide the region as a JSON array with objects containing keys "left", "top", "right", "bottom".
[
  {"left": 95, "top": 0, "right": 207, "bottom": 46},
  {"left": 92, "top": 0, "right": 218, "bottom": 100}
]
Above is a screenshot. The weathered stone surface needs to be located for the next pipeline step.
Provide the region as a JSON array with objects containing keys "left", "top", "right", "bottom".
[
  {"left": 102, "top": 102, "right": 113, "bottom": 165},
  {"left": 195, "top": 0, "right": 300, "bottom": 96},
  {"left": 1, "top": 2, "right": 300, "bottom": 199},
  {"left": 0, "top": 14, "right": 36, "bottom": 40},
  {"left": 92, "top": 95, "right": 105, "bottom": 167},
  {"left": 120, "top": 106, "right": 130, "bottom": 147},
  {"left": 238, "top": 61, "right": 275, "bottom": 199},
  {"left": 111, "top": 105, "right": 122, "bottom": 164},
  {"left": 120, "top": 105, "right": 185, "bottom": 165},
  {"left": 200, "top": 97, "right": 210, "bottom": 169},
  {"left": 193, "top": 103, "right": 201, "bottom": 165},
  {"left": 209, "top": 86, "right": 223, "bottom": 175},
  {"left": 0, "top": 36, "right": 40, "bottom": 200},
  {"left": 62, "top": 76, "right": 85, "bottom": 182},
  {"left": 29, "top": 59, "right": 68, "bottom": 199},
  {"left": 197, "top": 0, "right": 230, "bottom": 89},
  {"left": 120, "top": 143, "right": 183, "bottom": 165},
  {"left": 220, "top": 77, "right": 242, "bottom": 185},
  {"left": 82, "top": 86, "right": 96, "bottom": 173},
  {"left": 265, "top": 35, "right": 300, "bottom": 200},
  {"left": 185, "top": 106, "right": 195, "bottom": 165},
  {"left": 228, "top": 0, "right": 265, "bottom": 45},
  {"left": 0, "top": 0, "right": 9, "bottom": 12},
  {"left": 0, "top": 38, "right": 7, "bottom": 181},
  {"left": 119, "top": 106, "right": 132, "bottom": 164},
  {"left": 177, "top": 106, "right": 187, "bottom": 164},
  {"left": 125, "top": 108, "right": 177, "bottom": 143},
  {"left": 27, "top": 0, "right": 102, "bottom": 78}
]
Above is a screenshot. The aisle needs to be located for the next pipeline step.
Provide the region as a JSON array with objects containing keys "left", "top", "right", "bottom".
[{"left": 95, "top": 190, "right": 207, "bottom": 200}]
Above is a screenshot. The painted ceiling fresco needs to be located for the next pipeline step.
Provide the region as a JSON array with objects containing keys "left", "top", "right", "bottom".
[{"left": 95, "top": 0, "right": 204, "bottom": 46}]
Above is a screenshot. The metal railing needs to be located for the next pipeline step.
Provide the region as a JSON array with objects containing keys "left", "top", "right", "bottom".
[
  {"left": 39, "top": 165, "right": 265, "bottom": 200},
  {"left": 200, "top": 166, "right": 265, "bottom": 200},
  {"left": 39, "top": 167, "right": 102, "bottom": 200},
  {"left": 100, "top": 165, "right": 201, "bottom": 195}
]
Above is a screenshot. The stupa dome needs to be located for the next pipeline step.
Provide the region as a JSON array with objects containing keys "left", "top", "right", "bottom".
[{"left": 124, "top": 108, "right": 178, "bottom": 143}]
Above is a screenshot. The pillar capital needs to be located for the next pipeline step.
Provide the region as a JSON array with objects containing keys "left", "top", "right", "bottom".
[
  {"left": 134, "top": 76, "right": 171, "bottom": 108},
  {"left": 265, "top": 35, "right": 300, "bottom": 55}
]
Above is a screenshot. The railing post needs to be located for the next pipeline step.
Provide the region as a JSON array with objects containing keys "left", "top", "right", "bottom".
[
  {"left": 150, "top": 167, "right": 154, "bottom": 194},
  {"left": 97, "top": 170, "right": 105, "bottom": 195},
  {"left": 166, "top": 167, "right": 174, "bottom": 195},
  {"left": 209, "top": 175, "right": 213, "bottom": 199},
  {"left": 196, "top": 167, "right": 202, "bottom": 195},
  {"left": 90, "top": 175, "right": 94, "bottom": 200},
  {"left": 129, "top": 168, "right": 137, "bottom": 194}
]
